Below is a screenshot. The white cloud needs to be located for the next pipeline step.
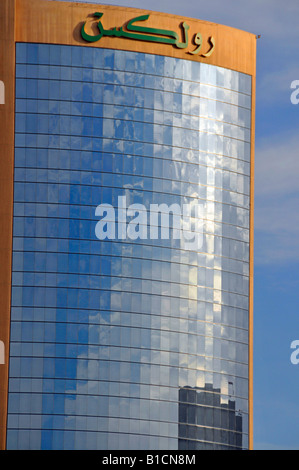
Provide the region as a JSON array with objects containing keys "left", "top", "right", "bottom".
[
  {"left": 254, "top": 133, "right": 299, "bottom": 264},
  {"left": 67, "top": 0, "right": 299, "bottom": 38},
  {"left": 255, "top": 134, "right": 299, "bottom": 197},
  {"left": 255, "top": 196, "right": 299, "bottom": 233},
  {"left": 258, "top": 67, "right": 299, "bottom": 104},
  {"left": 254, "top": 196, "right": 299, "bottom": 265},
  {"left": 52, "top": 0, "right": 299, "bottom": 39}
]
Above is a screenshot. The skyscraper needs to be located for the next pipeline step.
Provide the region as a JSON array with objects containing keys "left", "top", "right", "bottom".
[{"left": 0, "top": 0, "right": 255, "bottom": 450}]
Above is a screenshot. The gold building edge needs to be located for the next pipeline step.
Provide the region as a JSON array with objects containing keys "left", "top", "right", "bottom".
[{"left": 0, "top": 0, "right": 16, "bottom": 451}]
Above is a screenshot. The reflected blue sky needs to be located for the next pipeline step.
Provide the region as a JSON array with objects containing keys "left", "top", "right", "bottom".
[{"left": 8, "top": 43, "right": 251, "bottom": 450}]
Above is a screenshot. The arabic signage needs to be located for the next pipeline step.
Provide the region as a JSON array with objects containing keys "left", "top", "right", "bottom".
[{"left": 81, "top": 13, "right": 215, "bottom": 58}]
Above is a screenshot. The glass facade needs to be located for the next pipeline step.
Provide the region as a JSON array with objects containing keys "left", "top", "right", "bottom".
[{"left": 7, "top": 43, "right": 251, "bottom": 450}]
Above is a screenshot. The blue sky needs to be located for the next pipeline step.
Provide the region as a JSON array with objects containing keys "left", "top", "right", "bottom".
[{"left": 58, "top": 0, "right": 299, "bottom": 449}]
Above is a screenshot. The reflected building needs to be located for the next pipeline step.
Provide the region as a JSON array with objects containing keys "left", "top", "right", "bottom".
[
  {"left": 0, "top": 0, "right": 255, "bottom": 450},
  {"left": 178, "top": 384, "right": 243, "bottom": 450}
]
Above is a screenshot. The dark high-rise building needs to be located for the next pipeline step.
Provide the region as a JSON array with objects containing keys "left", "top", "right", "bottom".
[
  {"left": 179, "top": 384, "right": 243, "bottom": 450},
  {"left": 0, "top": 0, "right": 256, "bottom": 450}
]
